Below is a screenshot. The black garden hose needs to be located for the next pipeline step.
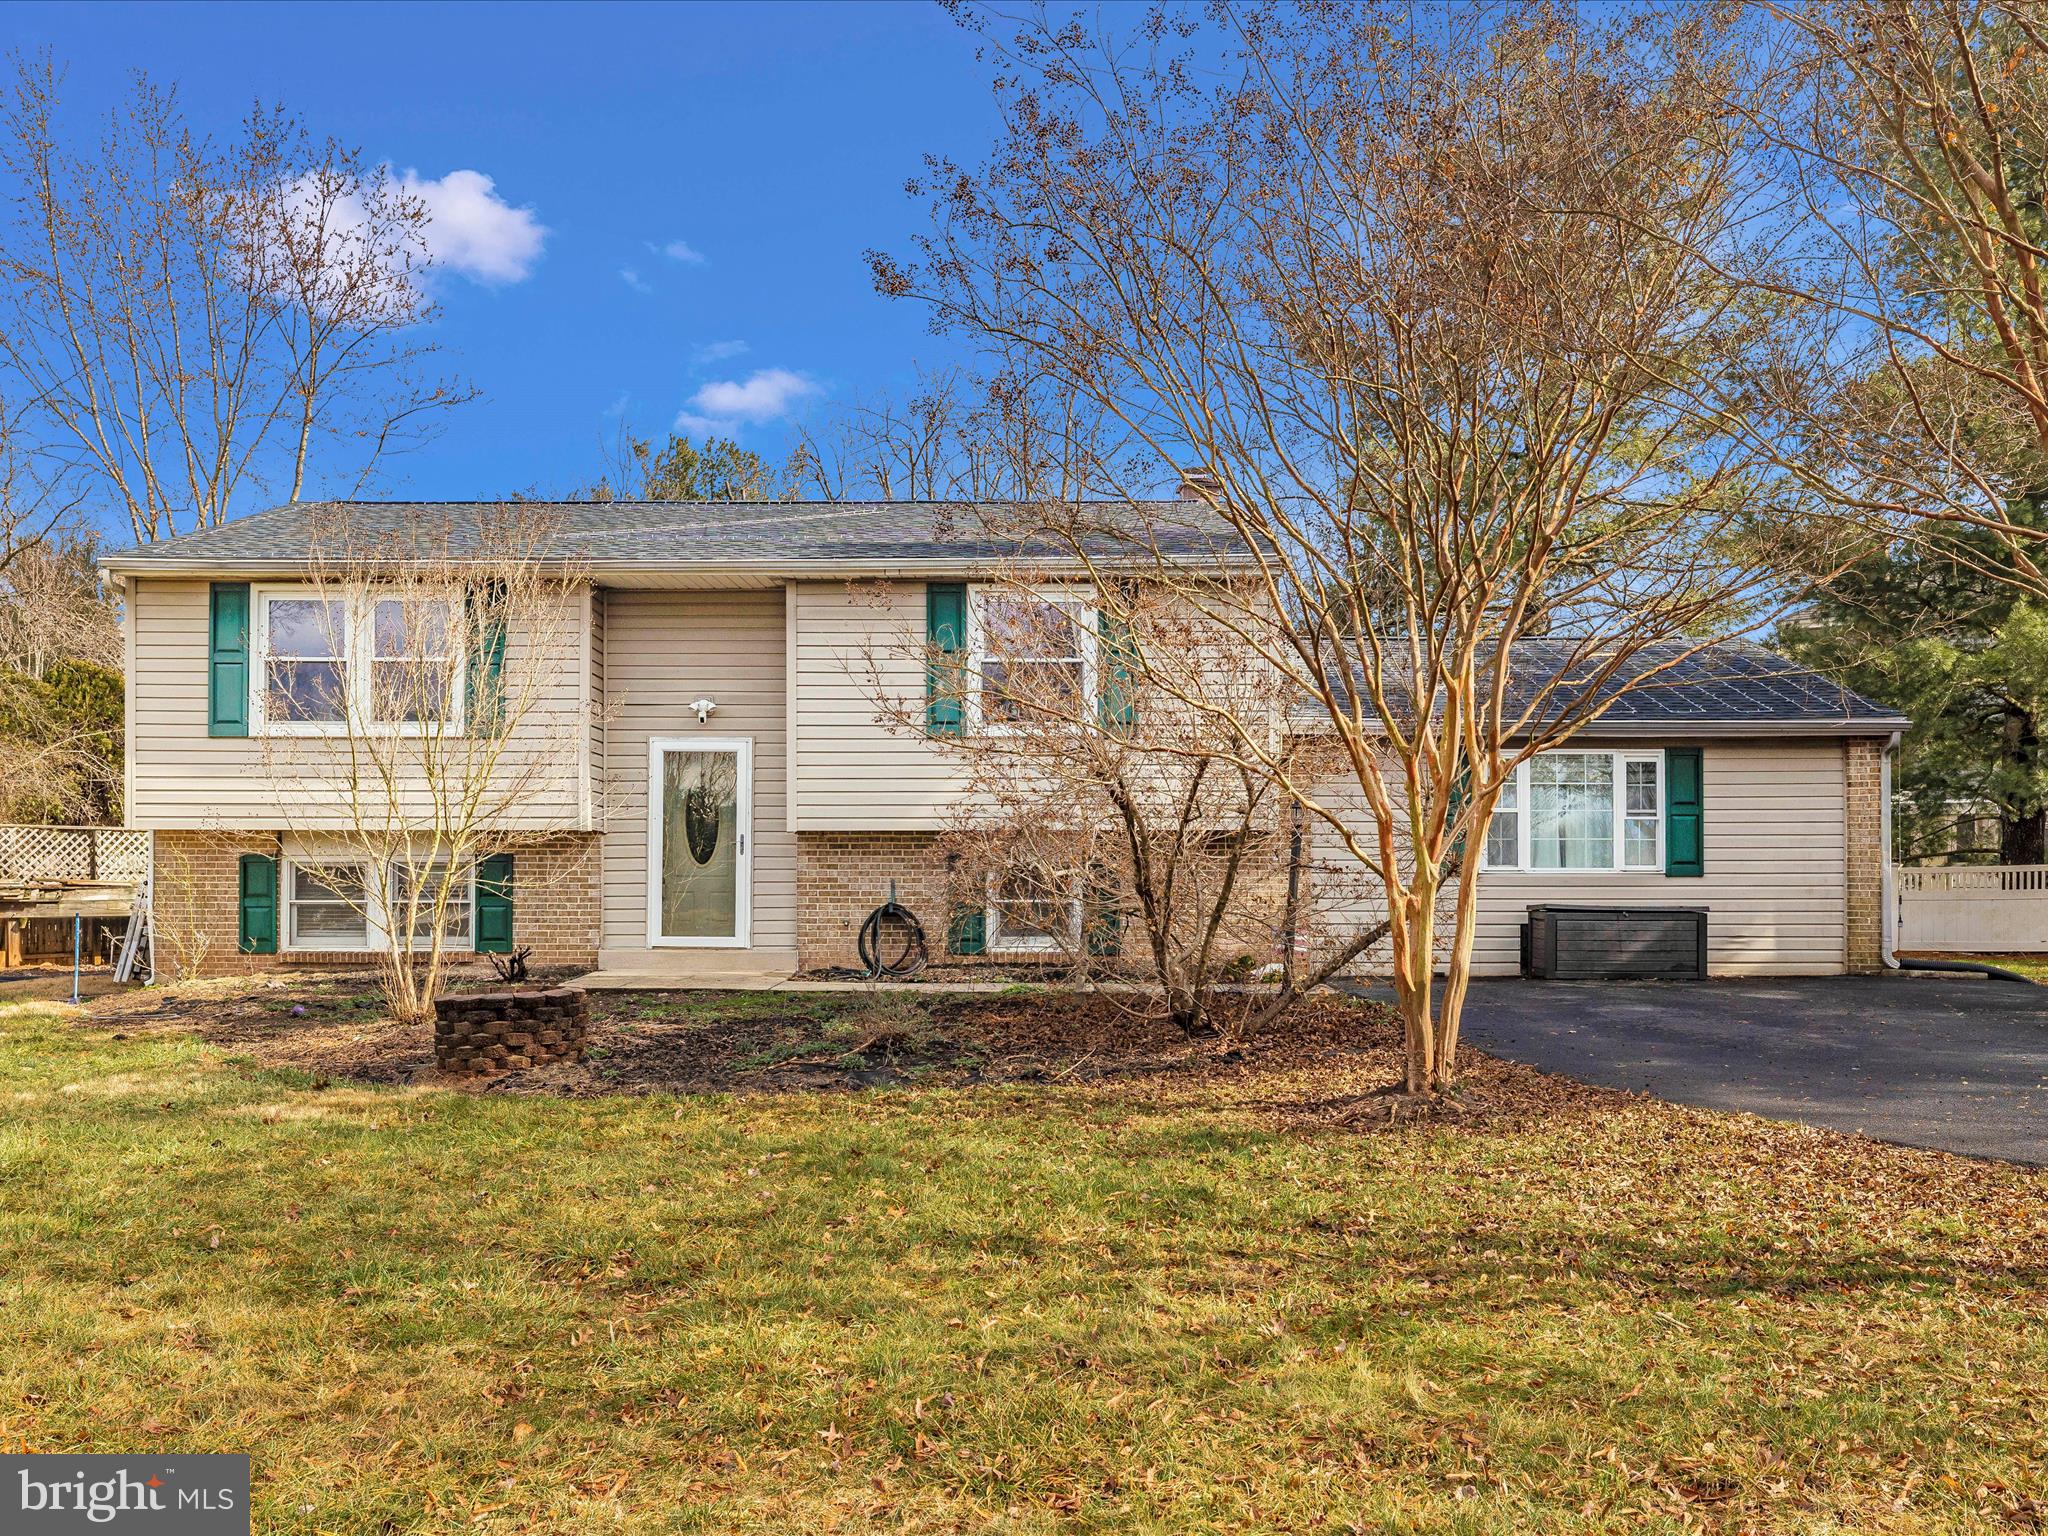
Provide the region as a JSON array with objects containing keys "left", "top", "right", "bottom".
[
  {"left": 1894, "top": 954, "right": 2039, "bottom": 985},
  {"left": 857, "top": 885, "right": 929, "bottom": 979}
]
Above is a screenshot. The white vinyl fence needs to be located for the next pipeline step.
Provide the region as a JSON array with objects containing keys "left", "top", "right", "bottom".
[{"left": 1896, "top": 864, "right": 2048, "bottom": 953}]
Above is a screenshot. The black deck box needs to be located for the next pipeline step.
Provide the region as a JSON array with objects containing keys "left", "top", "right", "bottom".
[{"left": 1521, "top": 904, "right": 1708, "bottom": 981}]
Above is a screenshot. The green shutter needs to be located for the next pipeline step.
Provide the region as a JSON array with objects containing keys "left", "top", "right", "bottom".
[
  {"left": 1665, "top": 747, "right": 1704, "bottom": 877},
  {"left": 1084, "top": 866, "right": 1123, "bottom": 957},
  {"left": 946, "top": 904, "right": 985, "bottom": 956},
  {"left": 208, "top": 583, "right": 251, "bottom": 738},
  {"left": 1097, "top": 606, "right": 1135, "bottom": 730},
  {"left": 475, "top": 854, "right": 515, "bottom": 952},
  {"left": 466, "top": 582, "right": 508, "bottom": 733},
  {"left": 237, "top": 853, "right": 278, "bottom": 954},
  {"left": 926, "top": 582, "right": 966, "bottom": 737}
]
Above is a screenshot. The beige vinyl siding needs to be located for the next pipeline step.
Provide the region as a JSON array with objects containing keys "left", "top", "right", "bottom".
[
  {"left": 597, "top": 587, "right": 796, "bottom": 954},
  {"left": 1309, "top": 739, "right": 1850, "bottom": 977},
  {"left": 588, "top": 588, "right": 606, "bottom": 825},
  {"left": 791, "top": 579, "right": 968, "bottom": 830},
  {"left": 126, "top": 576, "right": 589, "bottom": 832}
]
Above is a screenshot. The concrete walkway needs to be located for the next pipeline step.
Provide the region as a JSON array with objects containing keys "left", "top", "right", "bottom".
[
  {"left": 567, "top": 969, "right": 1019, "bottom": 994},
  {"left": 1432, "top": 975, "right": 2048, "bottom": 1165}
]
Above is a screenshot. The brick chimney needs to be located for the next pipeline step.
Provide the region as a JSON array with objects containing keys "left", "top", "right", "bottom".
[{"left": 1176, "top": 465, "right": 1223, "bottom": 500}]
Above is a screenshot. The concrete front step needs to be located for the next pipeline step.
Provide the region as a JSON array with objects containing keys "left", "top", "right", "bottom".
[{"left": 570, "top": 947, "right": 799, "bottom": 991}]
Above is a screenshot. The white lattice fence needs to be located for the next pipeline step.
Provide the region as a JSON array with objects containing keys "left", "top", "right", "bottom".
[
  {"left": 1897, "top": 864, "right": 2048, "bottom": 952},
  {"left": 0, "top": 825, "right": 151, "bottom": 883}
]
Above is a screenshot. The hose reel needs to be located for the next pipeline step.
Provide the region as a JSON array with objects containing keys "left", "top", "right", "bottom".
[{"left": 856, "top": 881, "right": 928, "bottom": 979}]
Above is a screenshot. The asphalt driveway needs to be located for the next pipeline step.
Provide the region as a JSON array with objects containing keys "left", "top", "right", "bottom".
[{"left": 1415, "top": 975, "right": 2048, "bottom": 1164}]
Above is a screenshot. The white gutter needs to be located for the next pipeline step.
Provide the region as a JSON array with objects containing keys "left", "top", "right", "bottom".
[
  {"left": 1880, "top": 728, "right": 1902, "bottom": 970},
  {"left": 97, "top": 553, "right": 1262, "bottom": 580},
  {"left": 1284, "top": 712, "right": 1913, "bottom": 740}
]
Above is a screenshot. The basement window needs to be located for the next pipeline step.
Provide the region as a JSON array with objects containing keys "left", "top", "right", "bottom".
[{"left": 985, "top": 864, "right": 1080, "bottom": 953}]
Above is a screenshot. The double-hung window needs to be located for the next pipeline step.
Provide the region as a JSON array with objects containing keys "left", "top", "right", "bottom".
[
  {"left": 281, "top": 855, "right": 476, "bottom": 953},
  {"left": 371, "top": 598, "right": 459, "bottom": 725},
  {"left": 985, "top": 864, "right": 1080, "bottom": 952},
  {"left": 969, "top": 588, "right": 1094, "bottom": 730},
  {"left": 265, "top": 597, "right": 350, "bottom": 726},
  {"left": 389, "top": 860, "right": 475, "bottom": 950},
  {"left": 255, "top": 587, "right": 463, "bottom": 735},
  {"left": 1480, "top": 750, "right": 1664, "bottom": 873},
  {"left": 288, "top": 862, "right": 372, "bottom": 951}
]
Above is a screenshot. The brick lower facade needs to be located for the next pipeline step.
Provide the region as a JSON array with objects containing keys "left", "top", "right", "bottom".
[
  {"left": 1844, "top": 737, "right": 1887, "bottom": 973},
  {"left": 151, "top": 829, "right": 600, "bottom": 980},
  {"left": 797, "top": 831, "right": 970, "bottom": 971},
  {"left": 795, "top": 829, "right": 1289, "bottom": 974}
]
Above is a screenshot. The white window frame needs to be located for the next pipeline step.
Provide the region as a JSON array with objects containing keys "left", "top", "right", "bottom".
[
  {"left": 966, "top": 584, "right": 1097, "bottom": 735},
  {"left": 252, "top": 584, "right": 467, "bottom": 738},
  {"left": 1479, "top": 749, "right": 1665, "bottom": 874},
  {"left": 984, "top": 866, "right": 1083, "bottom": 954},
  {"left": 284, "top": 858, "right": 375, "bottom": 954},
  {"left": 280, "top": 854, "right": 477, "bottom": 954},
  {"left": 386, "top": 859, "right": 478, "bottom": 954}
]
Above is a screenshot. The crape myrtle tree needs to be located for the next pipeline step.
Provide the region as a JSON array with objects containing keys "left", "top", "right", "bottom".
[
  {"left": 253, "top": 508, "right": 594, "bottom": 1025},
  {"left": 873, "top": 2, "right": 1847, "bottom": 1092},
  {"left": 1759, "top": 2, "right": 2048, "bottom": 867},
  {"left": 1770, "top": 1, "right": 2048, "bottom": 586}
]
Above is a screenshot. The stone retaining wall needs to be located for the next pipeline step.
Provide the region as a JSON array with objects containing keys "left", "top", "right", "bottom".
[{"left": 433, "top": 987, "right": 588, "bottom": 1075}]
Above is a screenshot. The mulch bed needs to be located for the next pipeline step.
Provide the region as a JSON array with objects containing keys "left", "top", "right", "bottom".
[{"left": 75, "top": 973, "right": 1625, "bottom": 1135}]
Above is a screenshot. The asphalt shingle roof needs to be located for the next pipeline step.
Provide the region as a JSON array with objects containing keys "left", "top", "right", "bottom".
[
  {"left": 104, "top": 498, "right": 1251, "bottom": 569},
  {"left": 1507, "top": 638, "right": 1907, "bottom": 727},
  {"left": 107, "top": 502, "right": 1904, "bottom": 729},
  {"left": 1314, "top": 638, "right": 1908, "bottom": 731}
]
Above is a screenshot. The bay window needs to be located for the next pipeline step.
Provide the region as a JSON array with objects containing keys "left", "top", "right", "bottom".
[{"left": 1481, "top": 750, "right": 1664, "bottom": 873}]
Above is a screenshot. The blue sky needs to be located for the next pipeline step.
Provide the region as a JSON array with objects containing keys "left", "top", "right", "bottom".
[{"left": 4, "top": 0, "right": 999, "bottom": 502}]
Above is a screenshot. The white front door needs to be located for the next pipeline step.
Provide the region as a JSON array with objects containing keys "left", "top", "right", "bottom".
[{"left": 647, "top": 736, "right": 752, "bottom": 947}]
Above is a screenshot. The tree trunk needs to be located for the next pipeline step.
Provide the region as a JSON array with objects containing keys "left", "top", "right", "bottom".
[
  {"left": 1431, "top": 847, "right": 1486, "bottom": 1090},
  {"left": 2001, "top": 806, "right": 2045, "bottom": 865},
  {"left": 1389, "top": 886, "right": 1438, "bottom": 1093}
]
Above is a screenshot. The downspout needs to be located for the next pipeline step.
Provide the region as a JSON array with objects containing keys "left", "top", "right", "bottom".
[{"left": 1880, "top": 730, "right": 1900, "bottom": 971}]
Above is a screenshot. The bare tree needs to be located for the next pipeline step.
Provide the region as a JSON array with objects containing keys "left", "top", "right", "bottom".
[
  {"left": 878, "top": 570, "right": 1299, "bottom": 1037},
  {"left": 876, "top": 3, "right": 1846, "bottom": 1092},
  {"left": 792, "top": 363, "right": 1141, "bottom": 505},
  {"left": 1763, "top": 2, "right": 2048, "bottom": 583},
  {"left": 252, "top": 509, "right": 594, "bottom": 1024},
  {"left": 0, "top": 54, "right": 471, "bottom": 543}
]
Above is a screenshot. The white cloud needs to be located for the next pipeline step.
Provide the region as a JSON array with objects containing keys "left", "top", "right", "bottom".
[
  {"left": 620, "top": 266, "right": 652, "bottom": 294},
  {"left": 402, "top": 169, "right": 546, "bottom": 284},
  {"left": 660, "top": 238, "right": 706, "bottom": 265},
  {"left": 674, "top": 367, "right": 821, "bottom": 436},
  {"left": 693, "top": 338, "right": 749, "bottom": 365}
]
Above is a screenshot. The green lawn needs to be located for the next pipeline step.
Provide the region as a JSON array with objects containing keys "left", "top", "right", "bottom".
[{"left": 1, "top": 995, "right": 2044, "bottom": 1534}]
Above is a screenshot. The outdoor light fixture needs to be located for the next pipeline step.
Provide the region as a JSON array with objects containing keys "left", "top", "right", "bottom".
[{"left": 689, "top": 698, "right": 717, "bottom": 724}]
